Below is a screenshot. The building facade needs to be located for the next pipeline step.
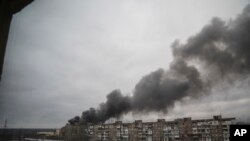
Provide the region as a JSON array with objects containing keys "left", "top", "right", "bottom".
[{"left": 61, "top": 115, "right": 235, "bottom": 141}]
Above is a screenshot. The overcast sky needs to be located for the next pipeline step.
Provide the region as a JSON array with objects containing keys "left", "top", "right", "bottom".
[{"left": 0, "top": 0, "right": 250, "bottom": 128}]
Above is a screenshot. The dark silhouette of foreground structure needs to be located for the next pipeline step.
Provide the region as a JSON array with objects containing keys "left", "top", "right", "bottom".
[{"left": 0, "top": 0, "right": 33, "bottom": 80}]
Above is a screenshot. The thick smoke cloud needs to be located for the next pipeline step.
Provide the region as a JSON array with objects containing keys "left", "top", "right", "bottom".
[
  {"left": 132, "top": 60, "right": 204, "bottom": 113},
  {"left": 173, "top": 5, "right": 250, "bottom": 79},
  {"left": 81, "top": 90, "right": 131, "bottom": 124},
  {"left": 71, "top": 4, "right": 250, "bottom": 124}
]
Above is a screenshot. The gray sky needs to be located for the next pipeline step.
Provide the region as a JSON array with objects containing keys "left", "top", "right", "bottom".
[{"left": 0, "top": 0, "right": 249, "bottom": 128}]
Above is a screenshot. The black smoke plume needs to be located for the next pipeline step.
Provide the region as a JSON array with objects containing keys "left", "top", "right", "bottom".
[
  {"left": 68, "top": 116, "right": 80, "bottom": 125},
  {"left": 69, "top": 4, "right": 250, "bottom": 124},
  {"left": 81, "top": 90, "right": 131, "bottom": 124}
]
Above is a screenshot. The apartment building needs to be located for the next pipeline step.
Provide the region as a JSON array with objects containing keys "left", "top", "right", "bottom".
[{"left": 61, "top": 115, "right": 235, "bottom": 141}]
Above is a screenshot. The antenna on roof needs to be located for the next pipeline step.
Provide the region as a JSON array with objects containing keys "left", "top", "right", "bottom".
[
  {"left": 4, "top": 119, "right": 7, "bottom": 129},
  {"left": 219, "top": 106, "right": 222, "bottom": 116}
]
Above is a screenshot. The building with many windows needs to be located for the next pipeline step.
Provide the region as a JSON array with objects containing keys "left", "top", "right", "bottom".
[{"left": 61, "top": 115, "right": 235, "bottom": 141}]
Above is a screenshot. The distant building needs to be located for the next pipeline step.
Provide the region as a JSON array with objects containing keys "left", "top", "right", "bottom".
[
  {"left": 61, "top": 115, "right": 235, "bottom": 141},
  {"left": 0, "top": 128, "right": 60, "bottom": 140},
  {"left": 37, "top": 129, "right": 60, "bottom": 137}
]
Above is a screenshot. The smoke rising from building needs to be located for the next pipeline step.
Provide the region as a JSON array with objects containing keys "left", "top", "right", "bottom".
[
  {"left": 71, "top": 4, "right": 250, "bottom": 124},
  {"left": 80, "top": 90, "right": 131, "bottom": 124}
]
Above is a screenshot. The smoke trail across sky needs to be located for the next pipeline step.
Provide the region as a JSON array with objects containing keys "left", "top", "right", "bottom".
[{"left": 78, "top": 4, "right": 250, "bottom": 124}]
